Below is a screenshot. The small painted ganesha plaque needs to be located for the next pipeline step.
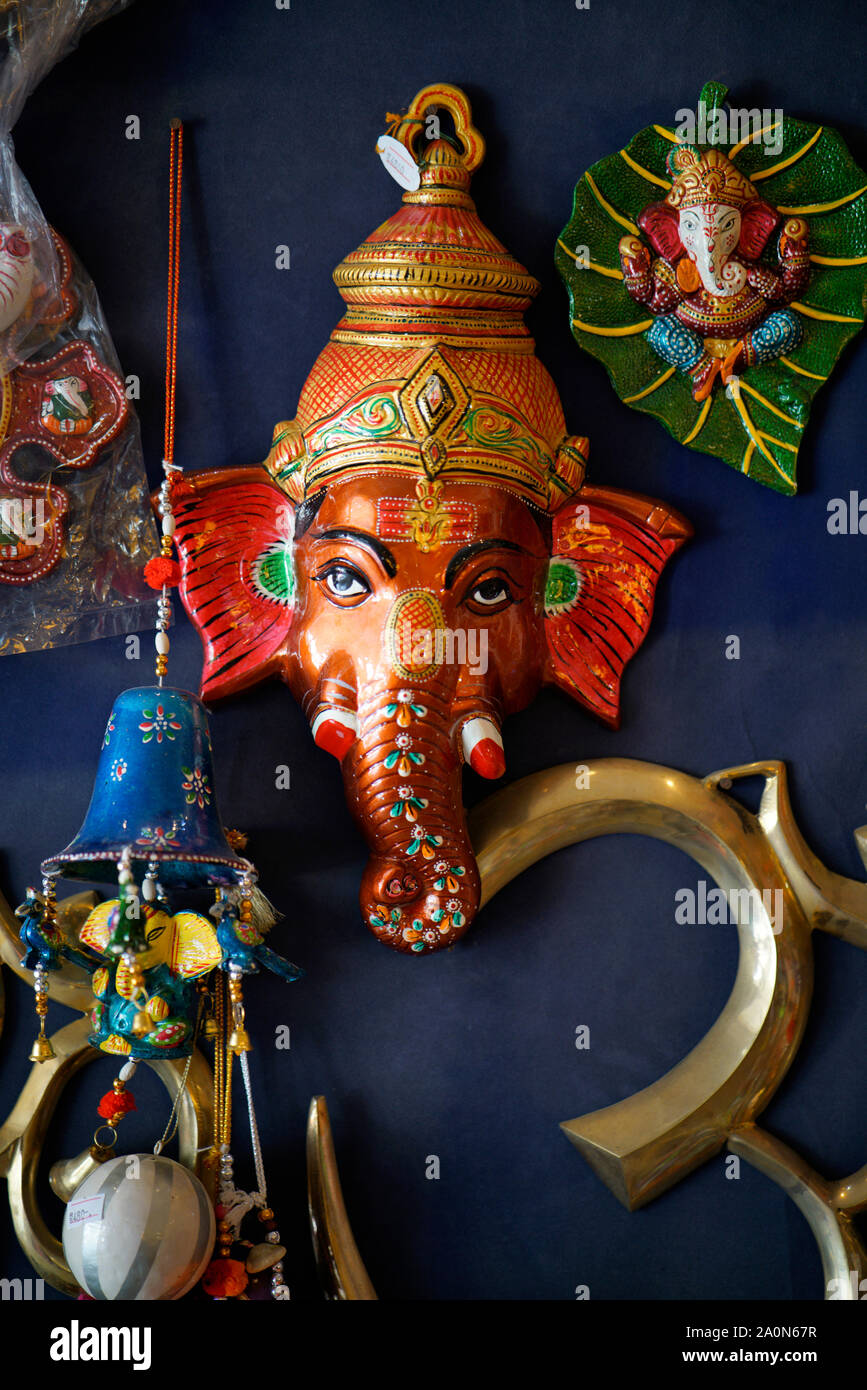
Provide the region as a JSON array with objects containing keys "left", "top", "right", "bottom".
[
  {"left": 557, "top": 83, "right": 867, "bottom": 493},
  {"left": 169, "top": 84, "right": 691, "bottom": 955}
]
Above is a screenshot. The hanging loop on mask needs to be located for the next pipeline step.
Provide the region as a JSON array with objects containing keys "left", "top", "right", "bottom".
[{"left": 398, "top": 82, "right": 486, "bottom": 173}]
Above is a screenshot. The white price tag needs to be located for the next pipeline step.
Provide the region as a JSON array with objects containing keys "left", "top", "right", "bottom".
[
  {"left": 376, "top": 134, "right": 420, "bottom": 191},
  {"left": 66, "top": 1193, "right": 105, "bottom": 1226}
]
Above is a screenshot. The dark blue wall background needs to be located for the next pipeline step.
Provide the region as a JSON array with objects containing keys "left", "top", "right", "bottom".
[{"left": 0, "top": 0, "right": 864, "bottom": 1301}]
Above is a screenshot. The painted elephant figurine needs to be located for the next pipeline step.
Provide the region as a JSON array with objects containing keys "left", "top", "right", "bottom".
[
  {"left": 619, "top": 145, "right": 811, "bottom": 401},
  {"left": 78, "top": 898, "right": 222, "bottom": 1057},
  {"left": 168, "top": 82, "right": 692, "bottom": 955}
]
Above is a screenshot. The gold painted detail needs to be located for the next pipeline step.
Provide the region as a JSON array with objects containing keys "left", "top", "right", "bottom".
[
  {"left": 781, "top": 356, "right": 827, "bottom": 381},
  {"left": 333, "top": 259, "right": 539, "bottom": 309},
  {"left": 777, "top": 185, "right": 867, "bottom": 215},
  {"left": 682, "top": 399, "right": 712, "bottom": 447},
  {"left": 404, "top": 479, "right": 452, "bottom": 551},
  {"left": 749, "top": 127, "right": 823, "bottom": 181},
  {"left": 623, "top": 367, "right": 676, "bottom": 402},
  {"left": 397, "top": 82, "right": 486, "bottom": 175},
  {"left": 302, "top": 347, "right": 564, "bottom": 510},
  {"left": 809, "top": 252, "right": 867, "bottom": 267},
  {"left": 704, "top": 337, "right": 739, "bottom": 358},
  {"left": 264, "top": 418, "right": 306, "bottom": 489},
  {"left": 334, "top": 303, "right": 532, "bottom": 335},
  {"left": 385, "top": 588, "right": 446, "bottom": 679},
  {"left": 307, "top": 392, "right": 404, "bottom": 464},
  {"left": 573, "top": 316, "right": 654, "bottom": 336},
  {"left": 0, "top": 374, "right": 11, "bottom": 449},
  {"left": 398, "top": 349, "right": 470, "bottom": 458},
  {"left": 330, "top": 326, "right": 537, "bottom": 354},
  {"left": 584, "top": 173, "right": 640, "bottom": 235},
  {"left": 619, "top": 149, "right": 671, "bottom": 189},
  {"left": 791, "top": 300, "right": 864, "bottom": 324}
]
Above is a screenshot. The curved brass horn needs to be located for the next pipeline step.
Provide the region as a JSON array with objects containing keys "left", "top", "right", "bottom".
[
  {"left": 469, "top": 757, "right": 822, "bottom": 1210},
  {"left": 469, "top": 761, "right": 867, "bottom": 1206},
  {"left": 307, "top": 1095, "right": 377, "bottom": 1300},
  {"left": 728, "top": 1123, "right": 867, "bottom": 1300},
  {"left": 465, "top": 757, "right": 867, "bottom": 1297}
]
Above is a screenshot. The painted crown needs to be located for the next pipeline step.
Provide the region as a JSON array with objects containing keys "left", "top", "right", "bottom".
[
  {"left": 265, "top": 83, "right": 587, "bottom": 514},
  {"left": 665, "top": 146, "right": 757, "bottom": 211}
]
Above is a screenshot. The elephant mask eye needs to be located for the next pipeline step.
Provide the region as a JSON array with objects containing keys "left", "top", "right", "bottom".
[
  {"left": 464, "top": 573, "right": 517, "bottom": 614},
  {"left": 315, "top": 561, "right": 371, "bottom": 606}
]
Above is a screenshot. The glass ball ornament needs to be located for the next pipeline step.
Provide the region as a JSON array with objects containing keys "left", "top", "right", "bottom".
[{"left": 62, "top": 1153, "right": 215, "bottom": 1300}]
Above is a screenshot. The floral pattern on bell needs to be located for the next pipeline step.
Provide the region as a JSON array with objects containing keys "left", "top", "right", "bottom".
[
  {"left": 136, "top": 825, "right": 181, "bottom": 850},
  {"left": 102, "top": 714, "right": 116, "bottom": 748},
  {"left": 41, "top": 686, "right": 251, "bottom": 889},
  {"left": 139, "top": 704, "right": 183, "bottom": 744},
  {"left": 182, "top": 763, "right": 211, "bottom": 809}
]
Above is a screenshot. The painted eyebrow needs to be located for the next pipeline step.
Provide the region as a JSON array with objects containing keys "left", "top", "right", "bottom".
[
  {"left": 311, "top": 527, "right": 397, "bottom": 578},
  {"left": 444, "top": 539, "right": 530, "bottom": 590}
]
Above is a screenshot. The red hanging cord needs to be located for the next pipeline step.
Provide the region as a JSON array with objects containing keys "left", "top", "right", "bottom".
[
  {"left": 164, "top": 118, "right": 183, "bottom": 468},
  {"left": 144, "top": 119, "right": 184, "bottom": 599}
]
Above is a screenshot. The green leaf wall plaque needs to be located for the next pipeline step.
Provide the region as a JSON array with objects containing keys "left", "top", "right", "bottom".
[{"left": 556, "top": 83, "right": 867, "bottom": 493}]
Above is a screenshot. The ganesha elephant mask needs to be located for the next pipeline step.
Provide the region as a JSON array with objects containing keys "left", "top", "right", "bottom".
[{"left": 168, "top": 83, "right": 691, "bottom": 955}]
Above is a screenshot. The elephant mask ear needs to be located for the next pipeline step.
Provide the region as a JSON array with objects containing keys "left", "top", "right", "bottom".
[
  {"left": 171, "top": 467, "right": 295, "bottom": 701},
  {"left": 544, "top": 487, "right": 691, "bottom": 726}
]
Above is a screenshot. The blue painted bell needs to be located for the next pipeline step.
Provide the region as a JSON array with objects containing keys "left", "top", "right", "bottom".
[{"left": 42, "top": 686, "right": 250, "bottom": 888}]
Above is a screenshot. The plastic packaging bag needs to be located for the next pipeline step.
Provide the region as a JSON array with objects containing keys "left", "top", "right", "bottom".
[{"left": 0, "top": 0, "right": 160, "bottom": 653}]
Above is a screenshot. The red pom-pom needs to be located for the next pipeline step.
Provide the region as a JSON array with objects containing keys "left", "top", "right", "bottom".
[
  {"left": 201, "top": 1257, "right": 248, "bottom": 1298},
  {"left": 144, "top": 555, "right": 181, "bottom": 590},
  {"left": 97, "top": 1089, "right": 136, "bottom": 1125}
]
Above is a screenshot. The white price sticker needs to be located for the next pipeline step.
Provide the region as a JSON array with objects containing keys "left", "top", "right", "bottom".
[
  {"left": 376, "top": 134, "right": 420, "bottom": 191},
  {"left": 66, "top": 1193, "right": 105, "bottom": 1226}
]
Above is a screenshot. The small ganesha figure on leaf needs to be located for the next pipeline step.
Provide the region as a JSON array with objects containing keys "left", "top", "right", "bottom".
[
  {"left": 557, "top": 82, "right": 867, "bottom": 493},
  {"left": 619, "top": 146, "right": 810, "bottom": 402}
]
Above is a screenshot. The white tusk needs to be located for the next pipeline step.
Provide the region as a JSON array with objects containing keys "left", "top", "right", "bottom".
[
  {"left": 311, "top": 707, "right": 358, "bottom": 761},
  {"left": 460, "top": 717, "right": 505, "bottom": 779}
]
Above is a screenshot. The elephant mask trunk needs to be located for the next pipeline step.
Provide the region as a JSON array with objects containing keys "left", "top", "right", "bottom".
[{"left": 342, "top": 675, "right": 481, "bottom": 954}]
